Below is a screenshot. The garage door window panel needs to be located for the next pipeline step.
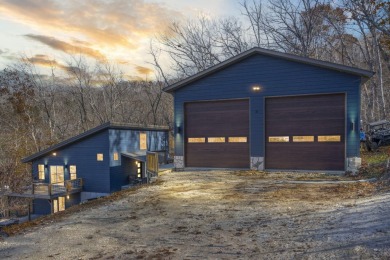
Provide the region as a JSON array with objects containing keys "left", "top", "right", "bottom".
[
  {"left": 318, "top": 135, "right": 341, "bottom": 142},
  {"left": 228, "top": 137, "right": 247, "bottom": 143},
  {"left": 269, "top": 136, "right": 289, "bottom": 142},
  {"left": 188, "top": 138, "right": 206, "bottom": 143},
  {"left": 208, "top": 137, "right": 225, "bottom": 143},
  {"left": 293, "top": 136, "right": 314, "bottom": 142}
]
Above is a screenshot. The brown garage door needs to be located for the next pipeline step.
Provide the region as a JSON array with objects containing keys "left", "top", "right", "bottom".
[
  {"left": 265, "top": 94, "right": 345, "bottom": 171},
  {"left": 185, "top": 99, "right": 249, "bottom": 168}
]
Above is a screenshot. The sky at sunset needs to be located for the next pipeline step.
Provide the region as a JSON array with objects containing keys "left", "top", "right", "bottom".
[{"left": 0, "top": 0, "right": 240, "bottom": 79}]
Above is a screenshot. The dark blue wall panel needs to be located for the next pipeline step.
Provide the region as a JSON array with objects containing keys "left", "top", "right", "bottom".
[
  {"left": 33, "top": 199, "right": 51, "bottom": 215},
  {"left": 65, "top": 193, "right": 81, "bottom": 209},
  {"left": 173, "top": 53, "right": 361, "bottom": 163},
  {"left": 32, "top": 130, "right": 111, "bottom": 193}
]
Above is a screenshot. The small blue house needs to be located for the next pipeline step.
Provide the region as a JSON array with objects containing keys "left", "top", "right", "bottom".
[
  {"left": 16, "top": 122, "right": 168, "bottom": 215},
  {"left": 164, "top": 47, "right": 374, "bottom": 172}
]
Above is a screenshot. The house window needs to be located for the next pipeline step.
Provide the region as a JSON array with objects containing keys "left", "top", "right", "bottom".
[
  {"left": 140, "top": 133, "right": 147, "bottom": 150},
  {"left": 293, "top": 136, "right": 314, "bottom": 142},
  {"left": 228, "top": 137, "right": 247, "bottom": 143},
  {"left": 269, "top": 136, "right": 289, "bottom": 142},
  {"left": 50, "top": 166, "right": 64, "bottom": 184},
  {"left": 97, "top": 153, "right": 104, "bottom": 161},
  {"left": 113, "top": 152, "right": 119, "bottom": 161},
  {"left": 69, "top": 165, "right": 77, "bottom": 180},
  {"left": 136, "top": 161, "right": 142, "bottom": 178},
  {"left": 38, "top": 164, "right": 45, "bottom": 180},
  {"left": 318, "top": 135, "right": 341, "bottom": 142},
  {"left": 188, "top": 138, "right": 205, "bottom": 143},
  {"left": 208, "top": 137, "right": 225, "bottom": 143}
]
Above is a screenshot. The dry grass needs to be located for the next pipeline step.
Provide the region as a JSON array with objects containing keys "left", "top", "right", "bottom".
[
  {"left": 2, "top": 180, "right": 163, "bottom": 236},
  {"left": 1, "top": 171, "right": 390, "bottom": 259}
]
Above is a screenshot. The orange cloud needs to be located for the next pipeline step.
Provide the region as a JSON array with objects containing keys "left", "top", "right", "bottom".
[
  {"left": 135, "top": 65, "right": 153, "bottom": 75},
  {"left": 22, "top": 54, "right": 80, "bottom": 74},
  {"left": 25, "top": 34, "right": 106, "bottom": 60},
  {"left": 0, "top": 0, "right": 182, "bottom": 50},
  {"left": 24, "top": 54, "right": 59, "bottom": 67}
]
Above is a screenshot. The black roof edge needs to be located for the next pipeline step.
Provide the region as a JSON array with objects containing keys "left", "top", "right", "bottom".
[
  {"left": 163, "top": 47, "right": 375, "bottom": 93},
  {"left": 22, "top": 122, "right": 169, "bottom": 163}
]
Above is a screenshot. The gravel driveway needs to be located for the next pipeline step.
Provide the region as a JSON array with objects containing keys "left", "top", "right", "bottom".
[{"left": 1, "top": 170, "right": 390, "bottom": 259}]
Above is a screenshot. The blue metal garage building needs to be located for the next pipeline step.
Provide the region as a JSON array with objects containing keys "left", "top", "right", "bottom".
[{"left": 164, "top": 47, "right": 373, "bottom": 172}]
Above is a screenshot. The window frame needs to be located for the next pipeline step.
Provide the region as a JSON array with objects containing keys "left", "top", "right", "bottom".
[
  {"left": 69, "top": 165, "right": 77, "bottom": 180},
  {"left": 292, "top": 136, "right": 315, "bottom": 142},
  {"left": 318, "top": 135, "right": 341, "bottom": 142},
  {"left": 113, "top": 152, "right": 119, "bottom": 161},
  {"left": 50, "top": 165, "right": 64, "bottom": 184},
  {"left": 140, "top": 132, "right": 147, "bottom": 150},
  {"left": 97, "top": 153, "right": 104, "bottom": 161},
  {"left": 268, "top": 136, "right": 290, "bottom": 142},
  {"left": 207, "top": 137, "right": 226, "bottom": 143},
  {"left": 188, "top": 137, "right": 206, "bottom": 143},
  {"left": 38, "top": 164, "right": 45, "bottom": 180},
  {"left": 228, "top": 137, "right": 248, "bottom": 143}
]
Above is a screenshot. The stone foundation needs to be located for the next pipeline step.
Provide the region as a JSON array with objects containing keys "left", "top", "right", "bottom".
[
  {"left": 174, "top": 156, "right": 184, "bottom": 169},
  {"left": 250, "top": 157, "right": 264, "bottom": 171},
  {"left": 347, "top": 157, "right": 361, "bottom": 174}
]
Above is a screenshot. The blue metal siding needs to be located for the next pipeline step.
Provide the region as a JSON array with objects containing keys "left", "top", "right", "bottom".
[
  {"left": 32, "top": 130, "right": 111, "bottom": 193},
  {"left": 65, "top": 193, "right": 81, "bottom": 209},
  {"left": 173, "top": 54, "right": 361, "bottom": 161},
  {"left": 33, "top": 199, "right": 51, "bottom": 215}
]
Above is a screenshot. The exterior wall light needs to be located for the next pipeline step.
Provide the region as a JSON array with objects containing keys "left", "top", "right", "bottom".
[
  {"left": 66, "top": 195, "right": 70, "bottom": 199},
  {"left": 52, "top": 152, "right": 57, "bottom": 156},
  {"left": 252, "top": 85, "right": 261, "bottom": 92},
  {"left": 351, "top": 121, "right": 355, "bottom": 132},
  {"left": 177, "top": 126, "right": 182, "bottom": 134}
]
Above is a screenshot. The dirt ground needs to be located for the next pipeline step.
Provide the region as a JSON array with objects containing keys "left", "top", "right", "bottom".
[{"left": 1, "top": 170, "right": 390, "bottom": 259}]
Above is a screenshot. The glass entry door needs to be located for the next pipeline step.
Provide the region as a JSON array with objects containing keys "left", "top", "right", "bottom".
[
  {"left": 50, "top": 166, "right": 64, "bottom": 184},
  {"left": 53, "top": 196, "right": 65, "bottom": 213}
]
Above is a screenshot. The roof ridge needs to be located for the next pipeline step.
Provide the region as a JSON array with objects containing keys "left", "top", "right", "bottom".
[
  {"left": 163, "top": 47, "right": 374, "bottom": 93},
  {"left": 22, "top": 122, "right": 169, "bottom": 163}
]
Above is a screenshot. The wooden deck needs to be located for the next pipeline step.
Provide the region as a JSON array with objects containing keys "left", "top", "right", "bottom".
[{"left": 7, "top": 178, "right": 83, "bottom": 199}]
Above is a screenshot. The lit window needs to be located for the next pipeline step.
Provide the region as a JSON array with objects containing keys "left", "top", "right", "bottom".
[
  {"left": 97, "top": 153, "right": 104, "bottom": 161},
  {"left": 318, "top": 135, "right": 341, "bottom": 142},
  {"left": 208, "top": 137, "right": 225, "bottom": 143},
  {"left": 38, "top": 164, "right": 45, "bottom": 180},
  {"left": 188, "top": 138, "right": 205, "bottom": 143},
  {"left": 69, "top": 165, "right": 77, "bottom": 180},
  {"left": 50, "top": 166, "right": 64, "bottom": 184},
  {"left": 140, "top": 133, "right": 147, "bottom": 150},
  {"left": 113, "top": 152, "right": 119, "bottom": 161},
  {"left": 137, "top": 161, "right": 142, "bottom": 178},
  {"left": 269, "top": 136, "right": 289, "bottom": 142},
  {"left": 293, "top": 136, "right": 314, "bottom": 142},
  {"left": 228, "top": 137, "right": 247, "bottom": 143}
]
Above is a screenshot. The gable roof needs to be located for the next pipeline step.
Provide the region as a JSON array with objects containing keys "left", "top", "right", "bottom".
[
  {"left": 22, "top": 122, "right": 169, "bottom": 163},
  {"left": 163, "top": 47, "right": 374, "bottom": 93}
]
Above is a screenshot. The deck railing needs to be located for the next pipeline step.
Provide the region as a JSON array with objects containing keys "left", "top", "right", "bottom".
[
  {"left": 32, "top": 178, "right": 83, "bottom": 196},
  {"left": 146, "top": 152, "right": 159, "bottom": 175}
]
